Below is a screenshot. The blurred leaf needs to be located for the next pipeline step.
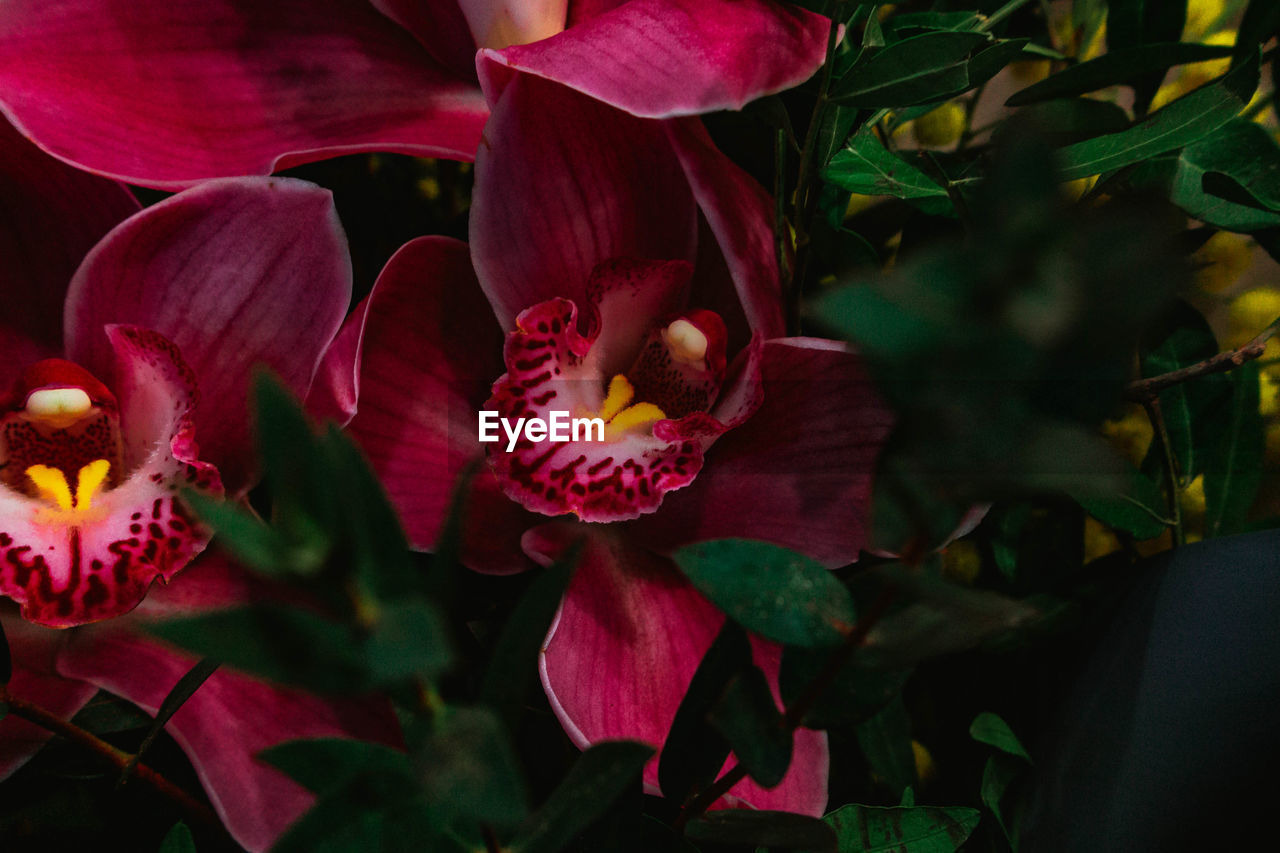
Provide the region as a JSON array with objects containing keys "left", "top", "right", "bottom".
[
  {"left": 1006, "top": 43, "right": 1234, "bottom": 106},
  {"left": 826, "top": 131, "right": 949, "bottom": 199},
  {"left": 365, "top": 597, "right": 453, "bottom": 683},
  {"left": 1106, "top": 0, "right": 1188, "bottom": 114},
  {"left": 855, "top": 695, "right": 916, "bottom": 797},
  {"left": 1204, "top": 362, "right": 1265, "bottom": 538},
  {"left": 185, "top": 491, "right": 324, "bottom": 579},
  {"left": 512, "top": 741, "right": 654, "bottom": 853},
  {"left": 1000, "top": 98, "right": 1132, "bottom": 146},
  {"left": 832, "top": 31, "right": 991, "bottom": 107},
  {"left": 158, "top": 822, "right": 196, "bottom": 853},
  {"left": 780, "top": 646, "right": 911, "bottom": 729},
  {"left": 965, "top": 39, "right": 1033, "bottom": 90},
  {"left": 1055, "top": 50, "right": 1259, "bottom": 181},
  {"left": 262, "top": 738, "right": 414, "bottom": 794},
  {"left": 970, "top": 712, "right": 1032, "bottom": 762},
  {"left": 1073, "top": 468, "right": 1171, "bottom": 539},
  {"left": 686, "top": 810, "right": 837, "bottom": 851},
  {"left": 658, "top": 621, "right": 749, "bottom": 806},
  {"left": 672, "top": 539, "right": 856, "bottom": 647},
  {"left": 122, "top": 658, "right": 219, "bottom": 784},
  {"left": 1236, "top": 0, "right": 1280, "bottom": 62},
  {"left": 980, "top": 756, "right": 1023, "bottom": 847},
  {"left": 481, "top": 541, "right": 581, "bottom": 726},
  {"left": 417, "top": 707, "right": 527, "bottom": 829},
  {"left": 148, "top": 605, "right": 367, "bottom": 694},
  {"left": 824, "top": 803, "right": 981, "bottom": 852},
  {"left": 708, "top": 665, "right": 792, "bottom": 788}
]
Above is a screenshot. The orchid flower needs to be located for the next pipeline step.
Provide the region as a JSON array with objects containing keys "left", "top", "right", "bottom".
[
  {"left": 335, "top": 68, "right": 894, "bottom": 815},
  {"left": 0, "top": 0, "right": 831, "bottom": 188},
  {"left": 0, "top": 121, "right": 396, "bottom": 852}
]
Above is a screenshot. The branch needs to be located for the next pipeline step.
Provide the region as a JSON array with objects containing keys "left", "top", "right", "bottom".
[
  {"left": 1125, "top": 321, "right": 1280, "bottom": 402},
  {"left": 0, "top": 686, "right": 221, "bottom": 830}
]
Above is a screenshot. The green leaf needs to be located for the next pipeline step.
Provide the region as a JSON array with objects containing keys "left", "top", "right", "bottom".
[
  {"left": 780, "top": 645, "right": 910, "bottom": 729},
  {"left": 671, "top": 539, "right": 856, "bottom": 647},
  {"left": 965, "top": 39, "right": 1033, "bottom": 91},
  {"left": 1106, "top": 0, "right": 1188, "bottom": 114},
  {"left": 824, "top": 803, "right": 981, "bottom": 852},
  {"left": 980, "top": 756, "right": 1022, "bottom": 846},
  {"left": 148, "top": 605, "right": 368, "bottom": 694},
  {"left": 1054, "top": 50, "right": 1260, "bottom": 181},
  {"left": 1006, "top": 43, "right": 1234, "bottom": 106},
  {"left": 122, "top": 658, "right": 219, "bottom": 784},
  {"left": 832, "top": 31, "right": 991, "bottom": 107},
  {"left": 708, "top": 665, "right": 792, "bottom": 788},
  {"left": 826, "top": 131, "right": 949, "bottom": 199},
  {"left": 1073, "top": 467, "right": 1171, "bottom": 539},
  {"left": 511, "top": 741, "right": 654, "bottom": 853},
  {"left": 1236, "top": 0, "right": 1280, "bottom": 63},
  {"left": 365, "top": 597, "right": 453, "bottom": 684},
  {"left": 158, "top": 822, "right": 196, "bottom": 853},
  {"left": 658, "top": 621, "right": 749, "bottom": 806},
  {"left": 1185, "top": 119, "right": 1280, "bottom": 213},
  {"left": 480, "top": 540, "right": 581, "bottom": 726},
  {"left": 855, "top": 695, "right": 916, "bottom": 797},
  {"left": 416, "top": 707, "right": 527, "bottom": 829},
  {"left": 262, "top": 738, "right": 414, "bottom": 794},
  {"left": 1204, "top": 361, "right": 1265, "bottom": 538},
  {"left": 686, "top": 810, "right": 837, "bottom": 851},
  {"left": 184, "top": 490, "right": 325, "bottom": 579},
  {"left": 969, "top": 712, "right": 1032, "bottom": 762}
]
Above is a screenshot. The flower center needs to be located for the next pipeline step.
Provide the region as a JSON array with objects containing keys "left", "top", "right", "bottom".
[{"left": 0, "top": 359, "right": 123, "bottom": 510}]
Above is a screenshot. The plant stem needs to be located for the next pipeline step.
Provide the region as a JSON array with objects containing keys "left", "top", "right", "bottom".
[
  {"left": 1141, "top": 396, "right": 1185, "bottom": 547},
  {"left": 1125, "top": 320, "right": 1280, "bottom": 401},
  {"left": 0, "top": 686, "right": 220, "bottom": 830},
  {"left": 984, "top": 0, "right": 1035, "bottom": 31},
  {"left": 675, "top": 588, "right": 897, "bottom": 829}
]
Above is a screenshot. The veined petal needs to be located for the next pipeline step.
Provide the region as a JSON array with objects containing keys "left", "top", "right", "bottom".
[
  {"left": 0, "top": 327, "right": 221, "bottom": 627},
  {"left": 471, "top": 70, "right": 697, "bottom": 329},
  {"left": 0, "top": 120, "right": 138, "bottom": 389},
  {"left": 345, "top": 237, "right": 537, "bottom": 574},
  {"left": 369, "top": 0, "right": 478, "bottom": 79},
  {"left": 635, "top": 338, "right": 894, "bottom": 566},
  {"left": 0, "top": 613, "right": 97, "bottom": 780},
  {"left": 57, "top": 628, "right": 401, "bottom": 853},
  {"left": 65, "top": 177, "right": 352, "bottom": 494},
  {"left": 481, "top": 0, "right": 830, "bottom": 118},
  {"left": 530, "top": 523, "right": 829, "bottom": 815},
  {"left": 0, "top": 0, "right": 487, "bottom": 188}
]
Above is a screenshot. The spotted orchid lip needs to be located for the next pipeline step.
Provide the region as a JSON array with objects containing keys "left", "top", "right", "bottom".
[{"left": 0, "top": 329, "right": 222, "bottom": 627}]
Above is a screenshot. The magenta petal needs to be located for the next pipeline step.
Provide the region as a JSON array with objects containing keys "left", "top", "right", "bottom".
[
  {"left": 530, "top": 523, "right": 828, "bottom": 815},
  {"left": 471, "top": 70, "right": 697, "bottom": 329},
  {"left": 668, "top": 119, "right": 786, "bottom": 340},
  {"left": 346, "top": 237, "right": 536, "bottom": 573},
  {"left": 0, "top": 120, "right": 138, "bottom": 388},
  {"left": 58, "top": 629, "right": 400, "bottom": 853},
  {"left": 482, "top": 0, "right": 830, "bottom": 118},
  {"left": 0, "top": 615, "right": 96, "bottom": 780},
  {"left": 635, "top": 338, "right": 894, "bottom": 566},
  {"left": 0, "top": 0, "right": 487, "bottom": 188},
  {"left": 64, "top": 177, "right": 353, "bottom": 494},
  {"left": 369, "top": 0, "right": 479, "bottom": 80}
]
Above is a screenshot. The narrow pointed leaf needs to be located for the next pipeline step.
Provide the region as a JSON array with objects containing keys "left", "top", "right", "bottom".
[
  {"left": 832, "top": 32, "right": 990, "bottom": 107},
  {"left": 708, "top": 665, "right": 792, "bottom": 788},
  {"left": 826, "top": 131, "right": 949, "bottom": 199},
  {"left": 120, "top": 658, "right": 220, "bottom": 784},
  {"left": 970, "top": 712, "right": 1032, "bottom": 762},
  {"left": 1006, "top": 43, "right": 1235, "bottom": 106}
]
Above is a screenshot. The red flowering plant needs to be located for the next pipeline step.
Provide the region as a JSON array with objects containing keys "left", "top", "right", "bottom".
[
  {"left": 0, "top": 0, "right": 831, "bottom": 188},
  {"left": 334, "top": 64, "right": 895, "bottom": 817},
  {"left": 0, "top": 120, "right": 397, "bottom": 852}
]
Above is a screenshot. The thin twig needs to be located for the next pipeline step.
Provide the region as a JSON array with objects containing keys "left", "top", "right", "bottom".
[
  {"left": 675, "top": 588, "right": 898, "bottom": 829},
  {"left": 1125, "top": 321, "right": 1280, "bottom": 401},
  {"left": 1140, "top": 396, "right": 1185, "bottom": 547},
  {"left": 0, "top": 687, "right": 220, "bottom": 829}
]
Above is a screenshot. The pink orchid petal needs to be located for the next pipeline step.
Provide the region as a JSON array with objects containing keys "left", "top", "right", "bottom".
[
  {"left": 667, "top": 118, "right": 786, "bottom": 340},
  {"left": 0, "top": 121, "right": 138, "bottom": 388},
  {"left": 635, "top": 338, "right": 894, "bottom": 567},
  {"left": 567, "top": 0, "right": 628, "bottom": 27},
  {"left": 0, "top": 327, "right": 221, "bottom": 628},
  {"left": 64, "top": 177, "right": 353, "bottom": 495},
  {"left": 307, "top": 296, "right": 368, "bottom": 428},
  {"left": 130, "top": 551, "right": 261, "bottom": 619},
  {"left": 0, "top": 614, "right": 97, "bottom": 780},
  {"left": 369, "top": 0, "right": 479, "bottom": 79},
  {"left": 346, "top": 237, "right": 536, "bottom": 573},
  {"left": 481, "top": 0, "right": 830, "bottom": 118},
  {"left": 471, "top": 69, "right": 697, "bottom": 329},
  {"left": 0, "top": 0, "right": 487, "bottom": 189},
  {"left": 57, "top": 628, "right": 401, "bottom": 853},
  {"left": 530, "top": 522, "right": 829, "bottom": 815}
]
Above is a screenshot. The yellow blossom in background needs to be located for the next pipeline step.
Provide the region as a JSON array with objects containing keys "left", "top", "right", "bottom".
[
  {"left": 941, "top": 540, "right": 982, "bottom": 585},
  {"left": 1149, "top": 31, "right": 1236, "bottom": 112},
  {"left": 845, "top": 193, "right": 881, "bottom": 218},
  {"left": 1260, "top": 366, "right": 1280, "bottom": 418},
  {"left": 1083, "top": 516, "right": 1123, "bottom": 561},
  {"left": 1266, "top": 419, "right": 1280, "bottom": 463},
  {"left": 1102, "top": 405, "right": 1153, "bottom": 466},
  {"left": 1184, "top": 0, "right": 1230, "bottom": 41},
  {"left": 1009, "top": 59, "right": 1050, "bottom": 85},
  {"left": 1192, "top": 231, "right": 1253, "bottom": 294},
  {"left": 913, "top": 101, "right": 966, "bottom": 148},
  {"left": 1226, "top": 287, "right": 1280, "bottom": 350},
  {"left": 912, "top": 740, "right": 937, "bottom": 784},
  {"left": 1180, "top": 475, "right": 1207, "bottom": 542},
  {"left": 1062, "top": 175, "right": 1098, "bottom": 202}
]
